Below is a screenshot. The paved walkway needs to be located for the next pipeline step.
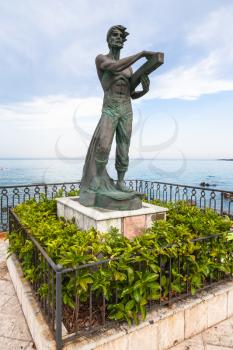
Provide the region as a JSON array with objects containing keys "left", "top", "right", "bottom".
[
  {"left": 0, "top": 235, "right": 232, "bottom": 350},
  {"left": 170, "top": 318, "right": 233, "bottom": 350},
  {"left": 0, "top": 235, "right": 35, "bottom": 349}
]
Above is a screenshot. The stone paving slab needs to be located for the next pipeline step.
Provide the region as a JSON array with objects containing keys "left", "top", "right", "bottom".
[
  {"left": 170, "top": 316, "right": 233, "bottom": 350},
  {"left": 0, "top": 336, "right": 34, "bottom": 350},
  {"left": 0, "top": 237, "right": 35, "bottom": 350}
]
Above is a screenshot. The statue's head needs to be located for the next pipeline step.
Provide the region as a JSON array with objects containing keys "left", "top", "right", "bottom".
[{"left": 106, "top": 25, "right": 129, "bottom": 49}]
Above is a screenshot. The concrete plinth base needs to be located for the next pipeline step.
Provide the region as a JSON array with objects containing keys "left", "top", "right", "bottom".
[
  {"left": 56, "top": 196, "right": 168, "bottom": 239},
  {"left": 79, "top": 189, "right": 143, "bottom": 210}
]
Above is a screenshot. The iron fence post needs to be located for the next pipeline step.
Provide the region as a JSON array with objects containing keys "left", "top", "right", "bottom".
[
  {"left": 45, "top": 184, "right": 48, "bottom": 199},
  {"left": 8, "top": 207, "right": 12, "bottom": 233},
  {"left": 170, "top": 185, "right": 172, "bottom": 202},
  {"left": 220, "top": 192, "right": 224, "bottom": 215},
  {"left": 55, "top": 265, "right": 63, "bottom": 350}
]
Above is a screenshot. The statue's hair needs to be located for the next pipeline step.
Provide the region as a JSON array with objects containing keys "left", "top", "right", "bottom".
[{"left": 106, "top": 25, "right": 129, "bottom": 46}]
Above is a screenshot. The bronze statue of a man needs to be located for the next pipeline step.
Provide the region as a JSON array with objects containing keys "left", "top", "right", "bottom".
[{"left": 79, "top": 25, "right": 163, "bottom": 210}]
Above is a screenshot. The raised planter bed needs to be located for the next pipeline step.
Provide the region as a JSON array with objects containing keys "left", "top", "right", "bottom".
[
  {"left": 7, "top": 201, "right": 233, "bottom": 350},
  {"left": 6, "top": 245, "right": 233, "bottom": 350}
]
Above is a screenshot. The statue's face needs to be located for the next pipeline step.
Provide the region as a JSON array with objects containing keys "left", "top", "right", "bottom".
[{"left": 108, "top": 28, "right": 124, "bottom": 49}]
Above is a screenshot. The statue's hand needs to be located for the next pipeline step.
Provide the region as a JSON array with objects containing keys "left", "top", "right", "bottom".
[
  {"left": 141, "top": 74, "right": 150, "bottom": 92},
  {"left": 142, "top": 50, "right": 156, "bottom": 59}
]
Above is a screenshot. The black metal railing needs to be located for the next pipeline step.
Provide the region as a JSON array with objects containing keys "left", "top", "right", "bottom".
[
  {"left": 147, "top": 181, "right": 233, "bottom": 216},
  {"left": 0, "top": 181, "right": 81, "bottom": 231},
  {"left": 1, "top": 179, "right": 233, "bottom": 231},
  {"left": 9, "top": 209, "right": 233, "bottom": 350}
]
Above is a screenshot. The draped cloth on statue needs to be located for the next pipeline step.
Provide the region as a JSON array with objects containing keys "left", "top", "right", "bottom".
[{"left": 79, "top": 96, "right": 143, "bottom": 210}]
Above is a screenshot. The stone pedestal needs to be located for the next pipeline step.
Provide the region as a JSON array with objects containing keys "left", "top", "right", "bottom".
[{"left": 56, "top": 196, "right": 168, "bottom": 239}]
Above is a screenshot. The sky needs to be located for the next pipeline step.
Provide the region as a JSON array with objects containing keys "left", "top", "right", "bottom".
[{"left": 1, "top": 0, "right": 233, "bottom": 160}]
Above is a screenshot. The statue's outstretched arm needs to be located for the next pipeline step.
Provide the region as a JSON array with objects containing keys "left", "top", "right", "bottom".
[{"left": 96, "top": 52, "right": 146, "bottom": 72}]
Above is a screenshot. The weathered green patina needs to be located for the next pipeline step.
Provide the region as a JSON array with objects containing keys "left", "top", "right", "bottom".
[{"left": 79, "top": 25, "right": 164, "bottom": 210}]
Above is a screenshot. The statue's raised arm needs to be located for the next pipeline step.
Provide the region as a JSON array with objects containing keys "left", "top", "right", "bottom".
[{"left": 96, "top": 52, "right": 144, "bottom": 72}]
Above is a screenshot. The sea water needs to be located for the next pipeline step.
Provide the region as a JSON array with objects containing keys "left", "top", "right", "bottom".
[{"left": 0, "top": 158, "right": 233, "bottom": 191}]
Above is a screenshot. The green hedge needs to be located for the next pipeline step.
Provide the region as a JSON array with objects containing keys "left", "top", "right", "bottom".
[{"left": 8, "top": 196, "right": 233, "bottom": 327}]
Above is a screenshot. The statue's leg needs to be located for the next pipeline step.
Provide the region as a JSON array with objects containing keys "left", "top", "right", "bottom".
[
  {"left": 89, "top": 115, "right": 117, "bottom": 191},
  {"left": 115, "top": 103, "right": 133, "bottom": 192}
]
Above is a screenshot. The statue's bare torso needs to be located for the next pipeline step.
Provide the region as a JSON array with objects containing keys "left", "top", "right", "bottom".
[{"left": 96, "top": 54, "right": 132, "bottom": 98}]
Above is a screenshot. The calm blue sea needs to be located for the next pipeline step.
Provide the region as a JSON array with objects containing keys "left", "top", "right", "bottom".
[{"left": 0, "top": 158, "right": 233, "bottom": 191}]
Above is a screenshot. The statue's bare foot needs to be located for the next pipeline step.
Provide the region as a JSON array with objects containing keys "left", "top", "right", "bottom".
[
  {"left": 89, "top": 176, "right": 101, "bottom": 191},
  {"left": 116, "top": 181, "right": 134, "bottom": 193}
]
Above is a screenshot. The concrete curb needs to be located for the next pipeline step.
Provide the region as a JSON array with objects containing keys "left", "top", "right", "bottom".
[{"left": 6, "top": 250, "right": 56, "bottom": 350}]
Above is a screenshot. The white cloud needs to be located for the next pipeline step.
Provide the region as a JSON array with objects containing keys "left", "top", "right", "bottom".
[
  {"left": 187, "top": 5, "right": 233, "bottom": 49},
  {"left": 0, "top": 94, "right": 180, "bottom": 159},
  {"left": 149, "top": 52, "right": 233, "bottom": 100},
  {"left": 147, "top": 4, "right": 233, "bottom": 100},
  {"left": 0, "top": 94, "right": 104, "bottom": 158},
  {"left": 0, "top": 95, "right": 103, "bottom": 130}
]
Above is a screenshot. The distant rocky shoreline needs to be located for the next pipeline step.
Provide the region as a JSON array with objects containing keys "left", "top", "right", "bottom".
[{"left": 219, "top": 159, "right": 233, "bottom": 161}]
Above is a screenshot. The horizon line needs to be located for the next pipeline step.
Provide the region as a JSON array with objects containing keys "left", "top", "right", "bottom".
[{"left": 0, "top": 157, "right": 231, "bottom": 161}]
